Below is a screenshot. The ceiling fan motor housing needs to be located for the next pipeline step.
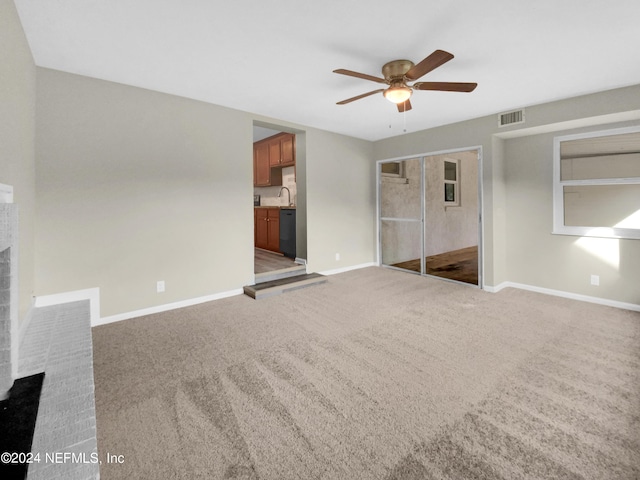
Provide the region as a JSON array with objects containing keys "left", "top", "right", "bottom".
[
  {"left": 382, "top": 60, "right": 414, "bottom": 82},
  {"left": 382, "top": 60, "right": 414, "bottom": 104}
]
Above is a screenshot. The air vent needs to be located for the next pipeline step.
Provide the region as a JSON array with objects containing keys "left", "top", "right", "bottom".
[{"left": 498, "top": 109, "right": 525, "bottom": 127}]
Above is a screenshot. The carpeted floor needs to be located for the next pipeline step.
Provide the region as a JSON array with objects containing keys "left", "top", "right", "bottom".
[{"left": 92, "top": 266, "right": 640, "bottom": 479}]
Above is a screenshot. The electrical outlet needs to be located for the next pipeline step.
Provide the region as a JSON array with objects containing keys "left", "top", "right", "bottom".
[
  {"left": 157, "top": 280, "right": 165, "bottom": 293},
  {"left": 590, "top": 274, "right": 599, "bottom": 286},
  {"left": 335, "top": 253, "right": 340, "bottom": 261}
]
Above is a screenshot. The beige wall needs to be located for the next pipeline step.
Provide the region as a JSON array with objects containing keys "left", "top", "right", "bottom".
[
  {"left": 305, "top": 128, "right": 375, "bottom": 272},
  {"left": 0, "top": 0, "right": 37, "bottom": 321},
  {"left": 504, "top": 126, "right": 640, "bottom": 304},
  {"left": 35, "top": 69, "right": 375, "bottom": 317},
  {"left": 35, "top": 68, "right": 255, "bottom": 317},
  {"left": 374, "top": 84, "right": 640, "bottom": 305}
]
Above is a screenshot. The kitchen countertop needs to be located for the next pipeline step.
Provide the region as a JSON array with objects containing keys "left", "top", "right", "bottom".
[{"left": 254, "top": 205, "right": 296, "bottom": 209}]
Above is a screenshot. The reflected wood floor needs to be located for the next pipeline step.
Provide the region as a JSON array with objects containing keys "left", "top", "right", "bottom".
[
  {"left": 392, "top": 245, "right": 478, "bottom": 285},
  {"left": 255, "top": 248, "right": 297, "bottom": 274}
]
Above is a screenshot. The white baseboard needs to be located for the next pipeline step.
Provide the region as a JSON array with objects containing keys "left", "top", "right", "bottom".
[
  {"left": 485, "top": 281, "right": 640, "bottom": 312},
  {"left": 35, "top": 288, "right": 101, "bottom": 325},
  {"left": 482, "top": 283, "right": 507, "bottom": 293},
  {"left": 34, "top": 287, "right": 245, "bottom": 328},
  {"left": 94, "top": 288, "right": 244, "bottom": 327},
  {"left": 319, "top": 262, "right": 377, "bottom": 276}
]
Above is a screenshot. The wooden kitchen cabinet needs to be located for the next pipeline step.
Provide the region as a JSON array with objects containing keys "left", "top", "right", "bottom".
[
  {"left": 254, "top": 141, "right": 275, "bottom": 187},
  {"left": 267, "top": 209, "right": 280, "bottom": 252},
  {"left": 279, "top": 133, "right": 295, "bottom": 166},
  {"left": 255, "top": 208, "right": 280, "bottom": 253},
  {"left": 253, "top": 133, "right": 295, "bottom": 186},
  {"left": 268, "top": 133, "right": 295, "bottom": 167},
  {"left": 255, "top": 209, "right": 268, "bottom": 249},
  {"left": 269, "top": 139, "right": 281, "bottom": 167}
]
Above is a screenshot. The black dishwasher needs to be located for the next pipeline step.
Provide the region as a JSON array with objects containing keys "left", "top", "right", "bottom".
[{"left": 279, "top": 209, "right": 296, "bottom": 258}]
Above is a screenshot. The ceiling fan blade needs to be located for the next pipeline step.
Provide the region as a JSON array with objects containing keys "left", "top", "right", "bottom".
[
  {"left": 413, "top": 82, "right": 478, "bottom": 92},
  {"left": 336, "top": 89, "right": 385, "bottom": 105},
  {"left": 397, "top": 99, "right": 412, "bottom": 112},
  {"left": 405, "top": 50, "right": 454, "bottom": 81},
  {"left": 333, "top": 69, "right": 387, "bottom": 84}
]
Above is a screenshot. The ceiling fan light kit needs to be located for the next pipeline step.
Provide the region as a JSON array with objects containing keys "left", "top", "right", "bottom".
[
  {"left": 334, "top": 50, "right": 477, "bottom": 112},
  {"left": 384, "top": 85, "right": 412, "bottom": 104}
]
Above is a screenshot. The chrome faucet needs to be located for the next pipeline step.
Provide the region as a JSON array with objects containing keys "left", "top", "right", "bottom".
[{"left": 278, "top": 187, "right": 292, "bottom": 206}]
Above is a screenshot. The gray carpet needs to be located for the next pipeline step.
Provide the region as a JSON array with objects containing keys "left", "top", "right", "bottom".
[{"left": 92, "top": 267, "right": 640, "bottom": 479}]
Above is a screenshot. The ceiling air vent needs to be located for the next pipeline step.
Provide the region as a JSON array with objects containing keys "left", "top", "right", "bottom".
[{"left": 498, "top": 109, "right": 525, "bottom": 127}]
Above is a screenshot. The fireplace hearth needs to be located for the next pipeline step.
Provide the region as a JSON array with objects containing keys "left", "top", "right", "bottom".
[{"left": 1, "top": 194, "right": 98, "bottom": 479}]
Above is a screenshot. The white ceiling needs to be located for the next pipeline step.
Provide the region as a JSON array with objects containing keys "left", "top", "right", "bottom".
[{"left": 14, "top": 0, "right": 640, "bottom": 141}]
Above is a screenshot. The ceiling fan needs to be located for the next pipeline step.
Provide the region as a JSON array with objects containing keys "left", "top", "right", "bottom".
[{"left": 333, "top": 50, "right": 477, "bottom": 112}]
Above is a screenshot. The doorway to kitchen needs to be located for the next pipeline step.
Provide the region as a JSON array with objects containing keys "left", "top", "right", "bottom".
[
  {"left": 252, "top": 122, "right": 307, "bottom": 277},
  {"left": 378, "top": 147, "right": 482, "bottom": 287}
]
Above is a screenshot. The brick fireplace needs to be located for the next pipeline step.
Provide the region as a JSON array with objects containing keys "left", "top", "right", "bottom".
[
  {"left": 1, "top": 190, "right": 99, "bottom": 478},
  {"left": 0, "top": 202, "right": 18, "bottom": 399}
]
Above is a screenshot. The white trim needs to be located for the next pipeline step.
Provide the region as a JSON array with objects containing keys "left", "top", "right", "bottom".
[
  {"left": 553, "top": 124, "right": 640, "bottom": 239},
  {"left": 94, "top": 288, "right": 244, "bottom": 327},
  {"left": 483, "top": 282, "right": 509, "bottom": 293},
  {"left": 484, "top": 281, "right": 639, "bottom": 312},
  {"left": 477, "top": 147, "right": 485, "bottom": 290},
  {"left": 319, "top": 262, "right": 376, "bottom": 276},
  {"left": 376, "top": 145, "right": 485, "bottom": 164}
]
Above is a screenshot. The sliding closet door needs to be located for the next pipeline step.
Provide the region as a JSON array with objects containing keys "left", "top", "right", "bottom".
[
  {"left": 379, "top": 158, "right": 423, "bottom": 273},
  {"left": 379, "top": 149, "right": 482, "bottom": 286},
  {"left": 423, "top": 151, "right": 480, "bottom": 285}
]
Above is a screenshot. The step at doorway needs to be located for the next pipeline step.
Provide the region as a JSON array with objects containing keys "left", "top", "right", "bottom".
[{"left": 244, "top": 272, "right": 327, "bottom": 300}]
